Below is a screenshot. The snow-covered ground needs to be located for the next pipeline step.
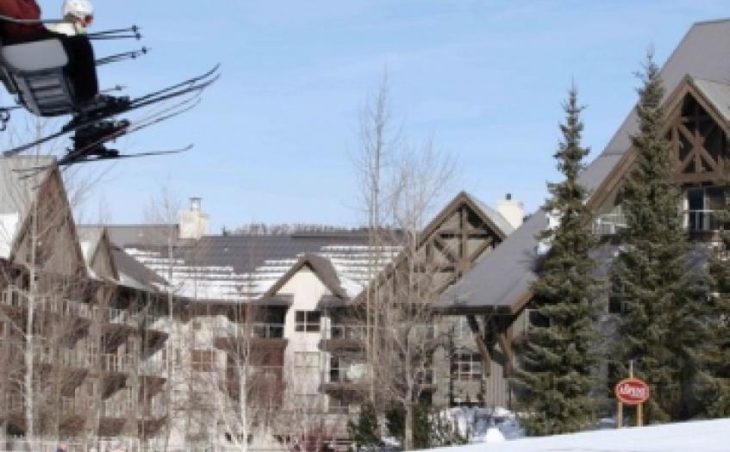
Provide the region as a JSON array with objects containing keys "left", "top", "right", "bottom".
[
  {"left": 441, "top": 407, "right": 523, "bottom": 442},
  {"left": 426, "top": 417, "right": 730, "bottom": 452}
]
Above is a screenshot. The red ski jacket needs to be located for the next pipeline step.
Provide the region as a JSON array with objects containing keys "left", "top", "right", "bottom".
[{"left": 0, "top": 0, "right": 45, "bottom": 41}]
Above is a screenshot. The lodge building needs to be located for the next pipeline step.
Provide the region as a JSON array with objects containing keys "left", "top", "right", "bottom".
[
  {"left": 434, "top": 18, "right": 730, "bottom": 408},
  {"left": 1, "top": 17, "right": 729, "bottom": 452}
]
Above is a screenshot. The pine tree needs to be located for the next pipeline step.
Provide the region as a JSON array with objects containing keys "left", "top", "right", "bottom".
[
  {"left": 702, "top": 188, "right": 730, "bottom": 417},
  {"left": 514, "top": 86, "right": 599, "bottom": 435},
  {"left": 347, "top": 401, "right": 381, "bottom": 450},
  {"left": 609, "top": 53, "right": 711, "bottom": 422}
]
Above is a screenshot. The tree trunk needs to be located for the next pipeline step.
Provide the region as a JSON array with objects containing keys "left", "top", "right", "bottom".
[
  {"left": 24, "top": 197, "right": 38, "bottom": 442},
  {"left": 239, "top": 361, "right": 248, "bottom": 452},
  {"left": 404, "top": 403, "right": 414, "bottom": 451}
]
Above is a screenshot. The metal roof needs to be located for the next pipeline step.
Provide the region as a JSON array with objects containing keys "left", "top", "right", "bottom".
[
  {"left": 435, "top": 19, "right": 730, "bottom": 313},
  {"left": 111, "top": 245, "right": 167, "bottom": 291},
  {"left": 0, "top": 156, "right": 55, "bottom": 258},
  {"left": 467, "top": 192, "right": 515, "bottom": 235},
  {"left": 116, "top": 229, "right": 399, "bottom": 302},
  {"left": 691, "top": 76, "right": 730, "bottom": 122}
]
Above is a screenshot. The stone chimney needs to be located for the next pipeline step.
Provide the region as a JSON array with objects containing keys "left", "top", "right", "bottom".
[
  {"left": 179, "top": 197, "right": 209, "bottom": 240},
  {"left": 496, "top": 193, "right": 524, "bottom": 229}
]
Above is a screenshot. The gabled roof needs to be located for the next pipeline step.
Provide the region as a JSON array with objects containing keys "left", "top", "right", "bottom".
[
  {"left": 108, "top": 228, "right": 399, "bottom": 302},
  {"left": 435, "top": 18, "right": 730, "bottom": 314},
  {"left": 428, "top": 191, "right": 514, "bottom": 240},
  {"left": 349, "top": 190, "right": 514, "bottom": 307},
  {"left": 465, "top": 192, "right": 515, "bottom": 236},
  {"left": 77, "top": 226, "right": 121, "bottom": 282},
  {"left": 0, "top": 156, "right": 55, "bottom": 259},
  {"left": 690, "top": 77, "right": 730, "bottom": 122},
  {"left": 264, "top": 253, "right": 352, "bottom": 300},
  {"left": 111, "top": 244, "right": 167, "bottom": 291}
]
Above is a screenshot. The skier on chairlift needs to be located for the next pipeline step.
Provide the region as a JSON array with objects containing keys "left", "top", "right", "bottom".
[
  {"left": 0, "top": 0, "right": 218, "bottom": 167},
  {"left": 47, "top": 0, "right": 94, "bottom": 36},
  {"left": 0, "top": 0, "right": 129, "bottom": 154}
]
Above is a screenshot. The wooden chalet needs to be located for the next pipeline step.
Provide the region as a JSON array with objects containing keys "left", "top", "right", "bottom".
[
  {"left": 434, "top": 18, "right": 730, "bottom": 408},
  {"left": 319, "top": 191, "right": 518, "bottom": 417}
]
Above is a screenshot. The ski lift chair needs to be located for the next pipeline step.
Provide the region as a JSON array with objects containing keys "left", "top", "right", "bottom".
[{"left": 0, "top": 36, "right": 78, "bottom": 116}]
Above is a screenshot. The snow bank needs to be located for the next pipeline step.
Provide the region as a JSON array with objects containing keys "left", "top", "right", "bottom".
[
  {"left": 424, "top": 418, "right": 730, "bottom": 452},
  {"left": 440, "top": 407, "right": 523, "bottom": 443}
]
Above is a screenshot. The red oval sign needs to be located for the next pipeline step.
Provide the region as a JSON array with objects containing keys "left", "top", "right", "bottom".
[{"left": 614, "top": 378, "right": 650, "bottom": 405}]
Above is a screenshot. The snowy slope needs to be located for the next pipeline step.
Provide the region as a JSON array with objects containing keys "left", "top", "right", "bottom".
[{"left": 426, "top": 418, "right": 730, "bottom": 452}]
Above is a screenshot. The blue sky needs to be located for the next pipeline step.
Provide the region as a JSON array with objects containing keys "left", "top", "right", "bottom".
[{"left": 27, "top": 1, "right": 730, "bottom": 231}]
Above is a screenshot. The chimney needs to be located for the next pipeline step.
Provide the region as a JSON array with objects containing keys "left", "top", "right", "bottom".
[
  {"left": 496, "top": 193, "right": 524, "bottom": 229},
  {"left": 179, "top": 197, "right": 209, "bottom": 240}
]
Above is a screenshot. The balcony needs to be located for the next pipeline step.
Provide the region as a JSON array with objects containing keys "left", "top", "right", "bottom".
[
  {"left": 592, "top": 213, "right": 627, "bottom": 236},
  {"left": 0, "top": 288, "right": 93, "bottom": 322},
  {"left": 321, "top": 365, "right": 369, "bottom": 396},
  {"left": 33, "top": 344, "right": 96, "bottom": 370},
  {"left": 319, "top": 324, "right": 365, "bottom": 352},
  {"left": 139, "top": 354, "right": 166, "bottom": 376},
  {"left": 217, "top": 322, "right": 285, "bottom": 340},
  {"left": 100, "top": 353, "right": 131, "bottom": 374},
  {"left": 684, "top": 209, "right": 725, "bottom": 234},
  {"left": 214, "top": 323, "right": 288, "bottom": 365},
  {"left": 102, "top": 398, "right": 132, "bottom": 418},
  {"left": 594, "top": 209, "right": 729, "bottom": 236}
]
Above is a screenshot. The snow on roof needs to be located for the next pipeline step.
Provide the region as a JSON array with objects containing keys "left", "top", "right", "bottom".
[
  {"left": 0, "top": 213, "right": 19, "bottom": 259},
  {"left": 124, "top": 243, "right": 397, "bottom": 302}
]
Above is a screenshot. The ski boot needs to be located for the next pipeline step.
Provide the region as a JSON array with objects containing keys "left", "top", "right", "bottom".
[
  {"left": 62, "top": 95, "right": 132, "bottom": 132},
  {"left": 72, "top": 119, "right": 130, "bottom": 152}
]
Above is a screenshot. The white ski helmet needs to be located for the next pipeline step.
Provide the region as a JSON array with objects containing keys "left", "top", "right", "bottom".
[{"left": 63, "top": 0, "right": 94, "bottom": 22}]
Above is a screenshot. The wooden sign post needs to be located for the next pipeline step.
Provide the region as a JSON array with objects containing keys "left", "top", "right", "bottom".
[{"left": 614, "top": 376, "right": 650, "bottom": 428}]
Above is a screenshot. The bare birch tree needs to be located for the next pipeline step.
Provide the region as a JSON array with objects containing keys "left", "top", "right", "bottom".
[
  {"left": 354, "top": 71, "right": 398, "bottom": 405},
  {"left": 353, "top": 75, "right": 456, "bottom": 450},
  {"left": 141, "top": 188, "right": 184, "bottom": 450},
  {"left": 0, "top": 129, "right": 95, "bottom": 446}
]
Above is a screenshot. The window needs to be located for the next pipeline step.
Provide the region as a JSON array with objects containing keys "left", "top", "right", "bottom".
[
  {"left": 609, "top": 279, "right": 626, "bottom": 314},
  {"left": 454, "top": 317, "right": 472, "bottom": 340},
  {"left": 295, "top": 310, "right": 321, "bottom": 332},
  {"left": 191, "top": 349, "right": 216, "bottom": 372},
  {"left": 686, "top": 186, "right": 728, "bottom": 232},
  {"left": 294, "top": 394, "right": 321, "bottom": 412},
  {"left": 528, "top": 309, "right": 550, "bottom": 327},
  {"left": 328, "top": 396, "right": 349, "bottom": 414},
  {"left": 451, "top": 353, "right": 483, "bottom": 382},
  {"left": 294, "top": 351, "right": 320, "bottom": 369}
]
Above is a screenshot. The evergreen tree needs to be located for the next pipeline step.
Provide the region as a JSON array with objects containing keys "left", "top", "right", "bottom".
[
  {"left": 702, "top": 189, "right": 730, "bottom": 417},
  {"left": 609, "top": 53, "right": 711, "bottom": 422},
  {"left": 514, "top": 86, "right": 599, "bottom": 435},
  {"left": 347, "top": 401, "right": 381, "bottom": 450}
]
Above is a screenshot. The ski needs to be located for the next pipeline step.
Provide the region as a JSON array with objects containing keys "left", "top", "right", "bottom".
[
  {"left": 2, "top": 66, "right": 219, "bottom": 157},
  {"left": 53, "top": 94, "right": 201, "bottom": 167},
  {"left": 12, "top": 95, "right": 200, "bottom": 176},
  {"left": 15, "top": 146, "right": 192, "bottom": 179},
  {"left": 58, "top": 146, "right": 192, "bottom": 167},
  {"left": 125, "top": 63, "right": 220, "bottom": 106}
]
